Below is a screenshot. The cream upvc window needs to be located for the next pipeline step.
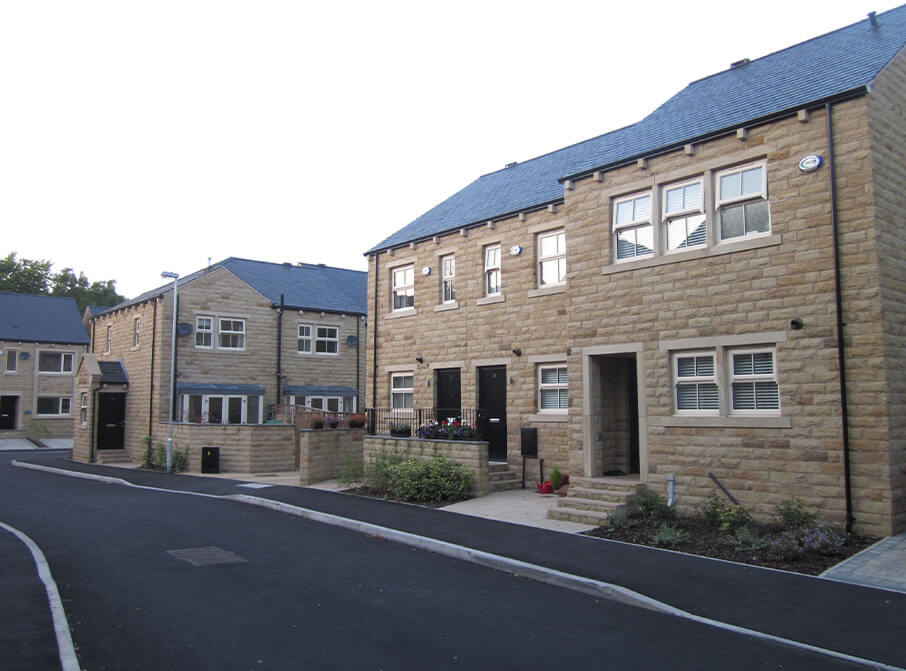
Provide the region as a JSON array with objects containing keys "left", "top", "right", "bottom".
[
  {"left": 672, "top": 346, "right": 780, "bottom": 416},
  {"left": 613, "top": 192, "right": 653, "bottom": 260},
  {"left": 392, "top": 266, "right": 415, "bottom": 311},
  {"left": 538, "top": 230, "right": 566, "bottom": 287},
  {"left": 390, "top": 373, "right": 414, "bottom": 409},
  {"left": 36, "top": 396, "right": 71, "bottom": 416},
  {"left": 80, "top": 393, "right": 88, "bottom": 425},
  {"left": 5, "top": 349, "right": 18, "bottom": 372},
  {"left": 180, "top": 394, "right": 261, "bottom": 424},
  {"left": 538, "top": 365, "right": 568, "bottom": 412},
  {"left": 133, "top": 318, "right": 141, "bottom": 348},
  {"left": 104, "top": 325, "right": 112, "bottom": 354},
  {"left": 716, "top": 162, "right": 770, "bottom": 241},
  {"left": 484, "top": 245, "right": 501, "bottom": 296},
  {"left": 195, "top": 317, "right": 213, "bottom": 348},
  {"left": 218, "top": 319, "right": 245, "bottom": 349},
  {"left": 38, "top": 351, "right": 73, "bottom": 373},
  {"left": 297, "top": 324, "right": 312, "bottom": 353},
  {"left": 663, "top": 179, "right": 706, "bottom": 252},
  {"left": 315, "top": 325, "right": 339, "bottom": 355},
  {"left": 730, "top": 349, "right": 780, "bottom": 413},
  {"left": 674, "top": 352, "right": 719, "bottom": 413},
  {"left": 441, "top": 255, "right": 456, "bottom": 303}
]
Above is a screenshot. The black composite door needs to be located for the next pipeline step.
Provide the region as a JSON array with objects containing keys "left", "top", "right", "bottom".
[
  {"left": 435, "top": 369, "right": 461, "bottom": 418},
  {"left": 97, "top": 393, "right": 126, "bottom": 450},
  {"left": 478, "top": 365, "right": 507, "bottom": 461},
  {"left": 0, "top": 396, "right": 17, "bottom": 430}
]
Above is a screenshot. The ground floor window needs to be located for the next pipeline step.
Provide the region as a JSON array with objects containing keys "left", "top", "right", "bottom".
[
  {"left": 391, "top": 373, "right": 414, "bottom": 409},
  {"left": 36, "top": 396, "right": 71, "bottom": 416},
  {"left": 673, "top": 346, "right": 779, "bottom": 415},
  {"left": 289, "top": 395, "right": 356, "bottom": 413},
  {"left": 179, "top": 394, "right": 261, "bottom": 424}
]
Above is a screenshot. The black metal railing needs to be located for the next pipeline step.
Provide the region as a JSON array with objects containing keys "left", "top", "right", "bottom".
[{"left": 365, "top": 408, "right": 485, "bottom": 439}]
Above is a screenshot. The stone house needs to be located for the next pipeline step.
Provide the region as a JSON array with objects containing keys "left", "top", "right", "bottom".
[
  {"left": 73, "top": 257, "right": 367, "bottom": 472},
  {"left": 0, "top": 292, "right": 89, "bottom": 439},
  {"left": 364, "top": 8, "right": 906, "bottom": 535}
]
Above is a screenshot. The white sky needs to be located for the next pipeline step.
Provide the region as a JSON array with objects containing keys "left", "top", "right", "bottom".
[{"left": 1, "top": 1, "right": 901, "bottom": 299}]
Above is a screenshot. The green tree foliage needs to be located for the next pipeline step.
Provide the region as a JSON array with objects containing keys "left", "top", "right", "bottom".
[{"left": 1, "top": 252, "right": 124, "bottom": 311}]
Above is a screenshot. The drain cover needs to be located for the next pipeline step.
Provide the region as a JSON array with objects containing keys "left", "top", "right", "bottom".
[{"left": 167, "top": 546, "right": 247, "bottom": 567}]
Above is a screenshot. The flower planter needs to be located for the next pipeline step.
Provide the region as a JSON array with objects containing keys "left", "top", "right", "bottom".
[{"left": 390, "top": 429, "right": 411, "bottom": 438}]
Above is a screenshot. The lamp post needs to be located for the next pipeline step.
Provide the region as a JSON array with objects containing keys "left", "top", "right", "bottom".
[{"left": 161, "top": 271, "right": 179, "bottom": 473}]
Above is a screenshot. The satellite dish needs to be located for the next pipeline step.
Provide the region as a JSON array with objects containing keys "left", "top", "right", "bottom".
[
  {"left": 346, "top": 335, "right": 358, "bottom": 346},
  {"left": 177, "top": 322, "right": 194, "bottom": 336}
]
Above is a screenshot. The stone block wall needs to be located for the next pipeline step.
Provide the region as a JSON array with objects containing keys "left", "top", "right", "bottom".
[
  {"left": 299, "top": 428, "right": 365, "bottom": 485},
  {"left": 363, "top": 436, "right": 490, "bottom": 496},
  {"left": 171, "top": 422, "right": 296, "bottom": 473}
]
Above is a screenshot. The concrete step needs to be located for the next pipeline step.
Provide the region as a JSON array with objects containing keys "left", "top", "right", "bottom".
[
  {"left": 96, "top": 450, "right": 133, "bottom": 465},
  {"left": 556, "top": 496, "right": 624, "bottom": 514},
  {"left": 489, "top": 478, "right": 522, "bottom": 493},
  {"left": 567, "top": 486, "right": 635, "bottom": 503},
  {"left": 569, "top": 476, "right": 641, "bottom": 494},
  {"left": 547, "top": 507, "right": 610, "bottom": 526},
  {"left": 488, "top": 462, "right": 511, "bottom": 473}
]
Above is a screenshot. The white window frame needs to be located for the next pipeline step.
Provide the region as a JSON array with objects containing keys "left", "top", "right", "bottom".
[
  {"left": 537, "top": 230, "right": 566, "bottom": 287},
  {"left": 538, "top": 364, "right": 568, "bottom": 413},
  {"left": 5, "top": 349, "right": 18, "bottom": 373},
  {"left": 37, "top": 351, "right": 73, "bottom": 374},
  {"left": 729, "top": 348, "right": 780, "bottom": 414},
  {"left": 133, "top": 317, "right": 141, "bottom": 348},
  {"left": 36, "top": 396, "right": 71, "bottom": 416},
  {"left": 80, "top": 393, "right": 88, "bottom": 426},
  {"left": 390, "top": 373, "right": 414, "bottom": 410},
  {"left": 673, "top": 351, "right": 720, "bottom": 415},
  {"left": 484, "top": 245, "right": 501, "bottom": 296},
  {"left": 662, "top": 178, "right": 707, "bottom": 253},
  {"left": 441, "top": 255, "right": 456, "bottom": 303},
  {"left": 104, "top": 325, "right": 112, "bottom": 354},
  {"left": 315, "top": 325, "right": 339, "bottom": 355},
  {"left": 391, "top": 265, "right": 415, "bottom": 312},
  {"left": 613, "top": 191, "right": 653, "bottom": 261},
  {"left": 297, "top": 323, "right": 312, "bottom": 353},
  {"left": 180, "top": 393, "right": 262, "bottom": 424},
  {"left": 195, "top": 316, "right": 213, "bottom": 348},
  {"left": 218, "top": 318, "right": 246, "bottom": 350},
  {"left": 716, "top": 162, "right": 770, "bottom": 241}
]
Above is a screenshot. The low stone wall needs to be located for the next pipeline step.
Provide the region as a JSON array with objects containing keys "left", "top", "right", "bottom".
[
  {"left": 170, "top": 423, "right": 296, "bottom": 473},
  {"left": 363, "top": 436, "right": 490, "bottom": 497},
  {"left": 299, "top": 428, "right": 365, "bottom": 485}
]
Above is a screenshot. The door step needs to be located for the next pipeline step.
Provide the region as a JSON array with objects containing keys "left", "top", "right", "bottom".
[
  {"left": 547, "top": 476, "right": 642, "bottom": 526},
  {"left": 488, "top": 462, "right": 521, "bottom": 492},
  {"left": 95, "top": 449, "right": 134, "bottom": 465}
]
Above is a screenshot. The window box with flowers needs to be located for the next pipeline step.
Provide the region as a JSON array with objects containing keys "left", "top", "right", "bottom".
[
  {"left": 416, "top": 420, "right": 477, "bottom": 441},
  {"left": 389, "top": 422, "right": 412, "bottom": 437}
]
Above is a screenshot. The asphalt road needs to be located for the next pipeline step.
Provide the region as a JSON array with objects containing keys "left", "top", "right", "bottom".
[{"left": 0, "top": 452, "right": 887, "bottom": 670}]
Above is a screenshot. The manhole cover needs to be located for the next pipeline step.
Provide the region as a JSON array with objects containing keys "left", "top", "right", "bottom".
[{"left": 167, "top": 546, "right": 247, "bottom": 567}]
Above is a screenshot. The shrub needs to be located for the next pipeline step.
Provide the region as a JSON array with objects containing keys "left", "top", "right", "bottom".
[
  {"left": 338, "top": 456, "right": 365, "bottom": 486},
  {"left": 632, "top": 486, "right": 674, "bottom": 523},
  {"left": 172, "top": 448, "right": 188, "bottom": 473},
  {"left": 800, "top": 526, "right": 847, "bottom": 556},
  {"left": 363, "top": 451, "right": 405, "bottom": 492},
  {"left": 698, "top": 494, "right": 752, "bottom": 532},
  {"left": 766, "top": 530, "right": 806, "bottom": 561},
  {"left": 550, "top": 467, "right": 563, "bottom": 491},
  {"left": 605, "top": 507, "right": 637, "bottom": 530},
  {"left": 651, "top": 523, "right": 688, "bottom": 547},
  {"left": 732, "top": 525, "right": 766, "bottom": 551},
  {"left": 775, "top": 498, "right": 817, "bottom": 531},
  {"left": 142, "top": 436, "right": 154, "bottom": 469},
  {"left": 384, "top": 456, "right": 472, "bottom": 503}
]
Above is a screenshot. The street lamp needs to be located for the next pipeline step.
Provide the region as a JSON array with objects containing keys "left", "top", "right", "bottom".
[{"left": 161, "top": 271, "right": 179, "bottom": 473}]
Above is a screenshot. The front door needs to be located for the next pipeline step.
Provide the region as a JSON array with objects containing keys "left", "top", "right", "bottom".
[
  {"left": 478, "top": 365, "right": 507, "bottom": 461},
  {"left": 97, "top": 393, "right": 126, "bottom": 450},
  {"left": 435, "top": 368, "right": 461, "bottom": 419},
  {"left": 0, "top": 396, "right": 17, "bottom": 430}
]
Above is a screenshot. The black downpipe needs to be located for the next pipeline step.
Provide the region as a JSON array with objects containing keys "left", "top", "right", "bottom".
[
  {"left": 826, "top": 102, "right": 854, "bottom": 533},
  {"left": 276, "top": 294, "right": 284, "bottom": 403},
  {"left": 148, "top": 298, "right": 158, "bottom": 440},
  {"left": 371, "top": 255, "right": 379, "bottom": 410}
]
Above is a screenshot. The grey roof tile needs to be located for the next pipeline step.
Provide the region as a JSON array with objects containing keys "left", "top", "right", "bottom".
[{"left": 0, "top": 292, "right": 90, "bottom": 344}]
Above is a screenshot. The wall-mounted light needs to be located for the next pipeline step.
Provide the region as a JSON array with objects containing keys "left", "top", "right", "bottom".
[
  {"left": 512, "top": 348, "right": 522, "bottom": 357},
  {"left": 415, "top": 356, "right": 424, "bottom": 364},
  {"left": 790, "top": 318, "right": 804, "bottom": 330}
]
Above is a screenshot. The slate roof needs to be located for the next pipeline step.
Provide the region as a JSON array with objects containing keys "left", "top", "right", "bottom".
[
  {"left": 284, "top": 385, "right": 359, "bottom": 397},
  {"left": 98, "top": 361, "right": 129, "bottom": 385},
  {"left": 367, "top": 6, "right": 906, "bottom": 253},
  {"left": 0, "top": 292, "right": 90, "bottom": 345},
  {"left": 104, "top": 258, "right": 367, "bottom": 316}
]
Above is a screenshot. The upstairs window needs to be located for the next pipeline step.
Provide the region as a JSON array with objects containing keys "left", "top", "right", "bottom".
[
  {"left": 392, "top": 266, "right": 414, "bottom": 311},
  {"left": 5, "top": 350, "right": 17, "bottom": 372},
  {"left": 218, "top": 319, "right": 245, "bottom": 350},
  {"left": 133, "top": 318, "right": 141, "bottom": 348},
  {"left": 613, "top": 192, "right": 653, "bottom": 260},
  {"left": 484, "top": 245, "right": 501, "bottom": 296},
  {"left": 104, "top": 326, "right": 112, "bottom": 354},
  {"left": 196, "top": 317, "right": 213, "bottom": 348},
  {"left": 663, "top": 180, "right": 706, "bottom": 251},
  {"left": 38, "top": 351, "right": 73, "bottom": 373},
  {"left": 717, "top": 163, "right": 770, "bottom": 240},
  {"left": 674, "top": 353, "right": 719, "bottom": 413},
  {"left": 297, "top": 324, "right": 312, "bottom": 353},
  {"left": 316, "top": 325, "right": 339, "bottom": 354},
  {"left": 441, "top": 255, "right": 455, "bottom": 303},
  {"left": 538, "top": 365, "right": 568, "bottom": 412},
  {"left": 538, "top": 230, "right": 566, "bottom": 286}
]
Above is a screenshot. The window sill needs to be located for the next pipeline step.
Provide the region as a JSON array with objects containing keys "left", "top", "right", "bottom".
[
  {"left": 526, "top": 413, "right": 568, "bottom": 423},
  {"left": 527, "top": 285, "right": 567, "bottom": 299},
  {"left": 434, "top": 302, "right": 459, "bottom": 312},
  {"left": 662, "top": 415, "right": 791, "bottom": 429},
  {"left": 387, "top": 308, "right": 418, "bottom": 319},
  {"left": 476, "top": 295, "right": 505, "bottom": 306},
  {"left": 602, "top": 234, "right": 782, "bottom": 276}
]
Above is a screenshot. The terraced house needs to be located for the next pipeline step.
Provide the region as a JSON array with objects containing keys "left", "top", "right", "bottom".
[
  {"left": 73, "top": 258, "right": 367, "bottom": 472},
  {"left": 0, "top": 292, "right": 89, "bottom": 438},
  {"left": 365, "top": 7, "right": 906, "bottom": 535}
]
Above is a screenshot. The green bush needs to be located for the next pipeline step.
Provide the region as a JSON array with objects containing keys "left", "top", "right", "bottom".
[
  {"left": 732, "top": 525, "right": 766, "bottom": 550},
  {"left": 698, "top": 494, "right": 753, "bottom": 532},
  {"left": 142, "top": 436, "right": 154, "bottom": 469},
  {"left": 550, "top": 467, "right": 563, "bottom": 491},
  {"left": 632, "top": 486, "right": 675, "bottom": 523},
  {"left": 385, "top": 457, "right": 472, "bottom": 503},
  {"left": 363, "top": 451, "right": 405, "bottom": 492},
  {"left": 775, "top": 498, "right": 817, "bottom": 531},
  {"left": 651, "top": 523, "right": 688, "bottom": 547},
  {"left": 338, "top": 456, "right": 365, "bottom": 486},
  {"left": 605, "top": 507, "right": 638, "bottom": 530}
]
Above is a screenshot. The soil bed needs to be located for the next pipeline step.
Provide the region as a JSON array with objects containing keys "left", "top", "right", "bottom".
[
  {"left": 341, "top": 485, "right": 460, "bottom": 509},
  {"left": 583, "top": 517, "right": 879, "bottom": 575}
]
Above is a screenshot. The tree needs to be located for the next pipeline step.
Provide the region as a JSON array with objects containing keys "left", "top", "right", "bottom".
[{"left": 1, "top": 252, "right": 125, "bottom": 312}]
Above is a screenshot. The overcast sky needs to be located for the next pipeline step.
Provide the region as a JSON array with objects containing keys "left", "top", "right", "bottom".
[{"left": 1, "top": 1, "right": 901, "bottom": 299}]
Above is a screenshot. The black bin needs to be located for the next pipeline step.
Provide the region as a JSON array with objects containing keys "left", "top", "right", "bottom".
[
  {"left": 520, "top": 427, "right": 538, "bottom": 458},
  {"left": 201, "top": 446, "right": 220, "bottom": 474}
]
